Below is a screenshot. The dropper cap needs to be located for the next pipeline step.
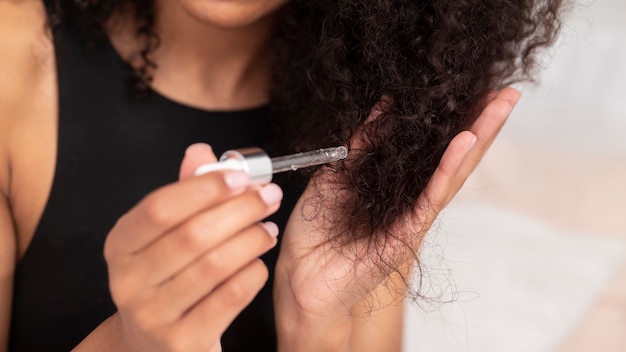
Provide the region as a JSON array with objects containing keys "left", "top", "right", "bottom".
[{"left": 218, "top": 147, "right": 274, "bottom": 184}]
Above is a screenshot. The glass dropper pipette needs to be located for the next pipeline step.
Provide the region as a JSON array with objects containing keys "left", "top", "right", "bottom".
[{"left": 194, "top": 146, "right": 348, "bottom": 184}]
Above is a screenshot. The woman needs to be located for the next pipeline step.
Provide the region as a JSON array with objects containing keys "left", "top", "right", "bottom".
[{"left": 0, "top": 0, "right": 562, "bottom": 351}]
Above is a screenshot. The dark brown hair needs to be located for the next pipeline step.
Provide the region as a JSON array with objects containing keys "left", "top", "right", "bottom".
[
  {"left": 48, "top": 0, "right": 564, "bottom": 288},
  {"left": 270, "top": 0, "right": 564, "bottom": 276}
]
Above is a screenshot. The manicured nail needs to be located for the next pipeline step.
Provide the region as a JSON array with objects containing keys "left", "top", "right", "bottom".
[
  {"left": 466, "top": 133, "right": 477, "bottom": 152},
  {"left": 185, "top": 143, "right": 212, "bottom": 156},
  {"left": 224, "top": 171, "right": 249, "bottom": 190},
  {"left": 506, "top": 102, "right": 514, "bottom": 115},
  {"left": 261, "top": 222, "right": 279, "bottom": 238},
  {"left": 259, "top": 183, "right": 283, "bottom": 205}
]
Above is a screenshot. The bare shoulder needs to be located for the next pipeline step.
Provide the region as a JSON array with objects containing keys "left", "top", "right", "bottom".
[
  {"left": 0, "top": 0, "right": 53, "bottom": 102},
  {"left": 0, "top": 0, "right": 54, "bottom": 195},
  {"left": 0, "top": 0, "right": 56, "bottom": 265},
  {"left": 0, "top": 1, "right": 52, "bottom": 66}
]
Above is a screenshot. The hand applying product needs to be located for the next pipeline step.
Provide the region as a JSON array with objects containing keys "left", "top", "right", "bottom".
[{"left": 195, "top": 146, "right": 348, "bottom": 184}]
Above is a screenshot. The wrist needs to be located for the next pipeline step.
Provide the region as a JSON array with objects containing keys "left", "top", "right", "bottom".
[{"left": 277, "top": 311, "right": 352, "bottom": 352}]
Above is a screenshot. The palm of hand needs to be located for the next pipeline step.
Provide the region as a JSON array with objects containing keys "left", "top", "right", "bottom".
[
  {"left": 275, "top": 169, "right": 422, "bottom": 318},
  {"left": 274, "top": 88, "right": 521, "bottom": 321}
]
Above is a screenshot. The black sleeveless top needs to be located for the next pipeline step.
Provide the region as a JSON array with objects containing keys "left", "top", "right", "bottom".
[{"left": 9, "top": 21, "right": 300, "bottom": 352}]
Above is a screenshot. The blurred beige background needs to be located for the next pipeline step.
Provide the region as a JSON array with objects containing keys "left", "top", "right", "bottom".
[{"left": 404, "top": 0, "right": 626, "bottom": 350}]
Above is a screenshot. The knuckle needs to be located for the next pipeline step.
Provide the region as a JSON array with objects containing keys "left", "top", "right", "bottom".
[
  {"left": 109, "top": 271, "right": 143, "bottom": 309},
  {"left": 176, "top": 221, "right": 208, "bottom": 251},
  {"left": 109, "top": 279, "right": 129, "bottom": 305},
  {"left": 239, "top": 192, "right": 268, "bottom": 215},
  {"left": 196, "top": 174, "right": 229, "bottom": 196},
  {"left": 141, "top": 194, "right": 174, "bottom": 227},
  {"left": 200, "top": 250, "right": 227, "bottom": 280},
  {"left": 131, "top": 305, "right": 157, "bottom": 331},
  {"left": 222, "top": 261, "right": 268, "bottom": 307},
  {"left": 222, "top": 281, "right": 248, "bottom": 306}
]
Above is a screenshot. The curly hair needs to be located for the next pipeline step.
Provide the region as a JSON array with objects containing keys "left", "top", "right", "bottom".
[
  {"left": 47, "top": 0, "right": 564, "bottom": 281},
  {"left": 269, "top": 0, "right": 563, "bottom": 256}
]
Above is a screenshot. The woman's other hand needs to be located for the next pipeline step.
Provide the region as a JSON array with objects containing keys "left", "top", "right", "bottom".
[
  {"left": 274, "top": 87, "right": 521, "bottom": 351},
  {"left": 94, "top": 144, "right": 282, "bottom": 352}
]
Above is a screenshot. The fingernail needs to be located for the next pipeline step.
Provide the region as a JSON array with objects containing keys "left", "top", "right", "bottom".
[
  {"left": 259, "top": 183, "right": 283, "bottom": 205},
  {"left": 467, "top": 133, "right": 477, "bottom": 152},
  {"left": 224, "top": 171, "right": 249, "bottom": 190},
  {"left": 506, "top": 102, "right": 514, "bottom": 115},
  {"left": 261, "top": 222, "right": 279, "bottom": 238},
  {"left": 185, "top": 143, "right": 212, "bottom": 156}
]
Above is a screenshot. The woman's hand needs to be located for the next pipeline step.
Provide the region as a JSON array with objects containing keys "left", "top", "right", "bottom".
[
  {"left": 100, "top": 144, "right": 283, "bottom": 352},
  {"left": 273, "top": 88, "right": 522, "bottom": 351}
]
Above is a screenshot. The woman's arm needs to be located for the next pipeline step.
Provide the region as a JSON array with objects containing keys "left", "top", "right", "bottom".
[
  {"left": 349, "top": 274, "right": 406, "bottom": 352},
  {"left": 0, "top": 195, "right": 16, "bottom": 352},
  {"left": 0, "top": 1, "right": 54, "bottom": 349}
]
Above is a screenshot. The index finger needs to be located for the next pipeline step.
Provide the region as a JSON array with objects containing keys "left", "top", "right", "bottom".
[
  {"left": 415, "top": 87, "right": 520, "bottom": 220},
  {"left": 460, "top": 87, "right": 521, "bottom": 176},
  {"left": 105, "top": 170, "right": 250, "bottom": 256}
]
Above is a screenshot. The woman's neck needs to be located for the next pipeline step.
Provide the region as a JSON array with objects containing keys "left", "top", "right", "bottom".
[{"left": 107, "top": 1, "right": 276, "bottom": 110}]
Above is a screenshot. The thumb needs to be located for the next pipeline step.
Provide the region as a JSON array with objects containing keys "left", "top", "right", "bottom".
[{"left": 179, "top": 143, "right": 218, "bottom": 181}]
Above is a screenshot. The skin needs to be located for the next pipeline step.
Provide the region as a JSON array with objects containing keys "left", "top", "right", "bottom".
[
  {"left": 274, "top": 87, "right": 521, "bottom": 351},
  {"left": 0, "top": 0, "right": 521, "bottom": 351}
]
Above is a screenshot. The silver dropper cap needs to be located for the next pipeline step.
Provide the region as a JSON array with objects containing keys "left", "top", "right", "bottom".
[{"left": 219, "top": 147, "right": 273, "bottom": 184}]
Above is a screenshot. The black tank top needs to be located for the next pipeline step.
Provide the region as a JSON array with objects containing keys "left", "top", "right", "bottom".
[{"left": 9, "top": 20, "right": 300, "bottom": 352}]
